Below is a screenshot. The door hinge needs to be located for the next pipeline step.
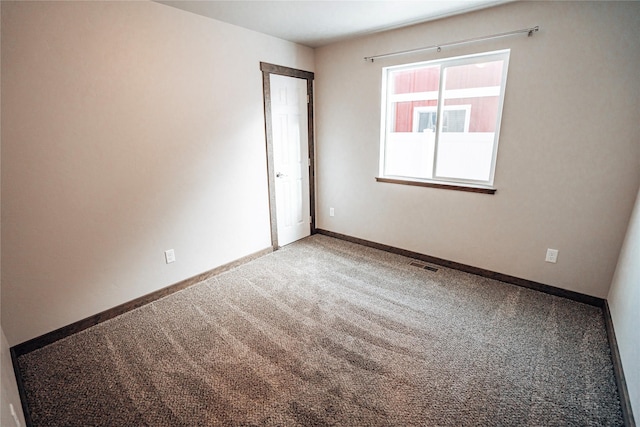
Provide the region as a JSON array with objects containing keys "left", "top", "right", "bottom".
[
  {"left": 307, "top": 94, "right": 310, "bottom": 104},
  {"left": 309, "top": 216, "right": 312, "bottom": 224},
  {"left": 308, "top": 158, "right": 311, "bottom": 167}
]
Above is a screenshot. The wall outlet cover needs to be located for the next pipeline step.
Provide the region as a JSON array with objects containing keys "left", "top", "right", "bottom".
[{"left": 545, "top": 248, "right": 558, "bottom": 263}]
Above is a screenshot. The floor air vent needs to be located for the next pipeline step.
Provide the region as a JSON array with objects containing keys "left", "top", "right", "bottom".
[{"left": 409, "top": 261, "right": 438, "bottom": 272}]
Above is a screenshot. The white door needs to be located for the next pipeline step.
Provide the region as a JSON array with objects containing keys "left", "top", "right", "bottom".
[{"left": 270, "top": 74, "right": 311, "bottom": 247}]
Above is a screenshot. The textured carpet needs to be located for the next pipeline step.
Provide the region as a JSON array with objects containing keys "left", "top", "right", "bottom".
[{"left": 17, "top": 235, "right": 623, "bottom": 426}]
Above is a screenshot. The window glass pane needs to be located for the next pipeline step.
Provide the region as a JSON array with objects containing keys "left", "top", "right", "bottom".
[
  {"left": 384, "top": 65, "right": 440, "bottom": 178},
  {"left": 392, "top": 66, "right": 440, "bottom": 94},
  {"left": 435, "top": 59, "right": 504, "bottom": 182},
  {"left": 391, "top": 101, "right": 415, "bottom": 133}
]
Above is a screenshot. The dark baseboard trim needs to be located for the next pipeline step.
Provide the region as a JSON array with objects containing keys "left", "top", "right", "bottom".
[
  {"left": 11, "top": 246, "right": 273, "bottom": 358},
  {"left": 603, "top": 301, "right": 636, "bottom": 427},
  {"left": 316, "top": 229, "right": 605, "bottom": 307},
  {"left": 10, "top": 347, "right": 34, "bottom": 427}
]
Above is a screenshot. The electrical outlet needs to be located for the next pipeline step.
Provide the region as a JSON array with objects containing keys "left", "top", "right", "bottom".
[
  {"left": 165, "top": 249, "right": 176, "bottom": 264},
  {"left": 545, "top": 248, "right": 558, "bottom": 263},
  {"left": 329, "top": 207, "right": 335, "bottom": 217}
]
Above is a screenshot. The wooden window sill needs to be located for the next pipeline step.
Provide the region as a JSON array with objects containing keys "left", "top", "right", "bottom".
[{"left": 375, "top": 177, "right": 496, "bottom": 194}]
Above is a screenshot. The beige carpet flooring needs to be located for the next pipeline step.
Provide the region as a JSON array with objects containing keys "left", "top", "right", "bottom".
[{"left": 17, "top": 235, "right": 623, "bottom": 426}]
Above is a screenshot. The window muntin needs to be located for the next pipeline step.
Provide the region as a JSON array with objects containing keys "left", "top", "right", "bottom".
[{"left": 380, "top": 50, "right": 510, "bottom": 188}]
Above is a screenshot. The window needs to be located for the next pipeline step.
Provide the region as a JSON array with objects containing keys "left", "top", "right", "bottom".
[{"left": 379, "top": 50, "right": 510, "bottom": 190}]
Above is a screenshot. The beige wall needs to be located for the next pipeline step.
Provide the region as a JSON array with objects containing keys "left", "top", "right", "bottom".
[
  {"left": 0, "top": 4, "right": 25, "bottom": 423},
  {"left": 315, "top": 1, "right": 640, "bottom": 298},
  {"left": 1, "top": 1, "right": 314, "bottom": 345},
  {"left": 608, "top": 185, "right": 640, "bottom": 416}
]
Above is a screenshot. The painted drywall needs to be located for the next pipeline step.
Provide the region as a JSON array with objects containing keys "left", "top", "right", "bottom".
[
  {"left": 1, "top": 6, "right": 24, "bottom": 418},
  {"left": 608, "top": 185, "right": 640, "bottom": 418},
  {"left": 315, "top": 1, "right": 640, "bottom": 298},
  {"left": 1, "top": 1, "right": 314, "bottom": 345}
]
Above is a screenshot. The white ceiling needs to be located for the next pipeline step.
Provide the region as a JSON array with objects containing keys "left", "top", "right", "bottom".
[{"left": 157, "top": 1, "right": 513, "bottom": 48}]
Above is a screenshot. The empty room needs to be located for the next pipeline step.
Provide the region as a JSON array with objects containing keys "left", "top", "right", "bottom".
[{"left": 1, "top": 0, "right": 639, "bottom": 426}]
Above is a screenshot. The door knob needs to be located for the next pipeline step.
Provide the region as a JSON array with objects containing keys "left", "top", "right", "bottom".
[{"left": 276, "top": 172, "right": 288, "bottom": 178}]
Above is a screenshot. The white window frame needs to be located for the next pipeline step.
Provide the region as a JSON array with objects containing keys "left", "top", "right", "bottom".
[{"left": 379, "top": 49, "right": 510, "bottom": 190}]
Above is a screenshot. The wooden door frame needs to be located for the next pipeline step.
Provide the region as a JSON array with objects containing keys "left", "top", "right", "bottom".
[{"left": 260, "top": 62, "right": 316, "bottom": 249}]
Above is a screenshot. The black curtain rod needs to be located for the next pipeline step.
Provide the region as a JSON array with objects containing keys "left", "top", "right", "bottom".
[{"left": 364, "top": 26, "right": 539, "bottom": 62}]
